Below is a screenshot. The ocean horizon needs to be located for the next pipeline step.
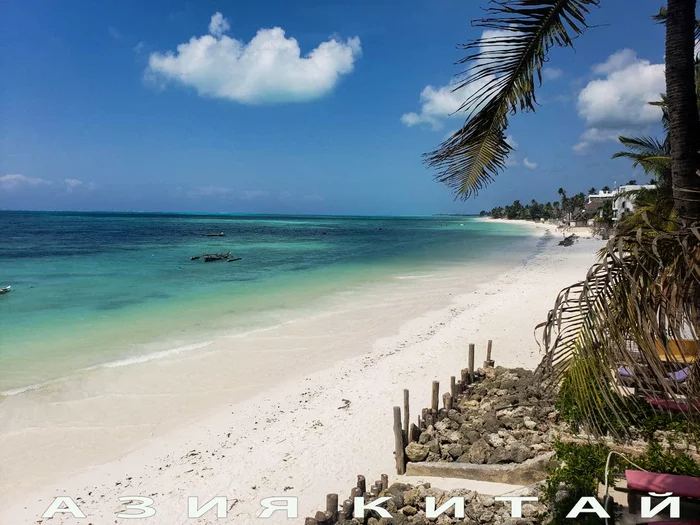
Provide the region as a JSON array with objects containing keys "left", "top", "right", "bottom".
[{"left": 0, "top": 211, "right": 537, "bottom": 394}]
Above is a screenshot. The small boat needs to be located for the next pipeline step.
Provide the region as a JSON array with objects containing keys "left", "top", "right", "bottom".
[
  {"left": 203, "top": 251, "right": 231, "bottom": 262},
  {"left": 205, "top": 232, "right": 225, "bottom": 237},
  {"left": 0, "top": 285, "right": 11, "bottom": 295}
]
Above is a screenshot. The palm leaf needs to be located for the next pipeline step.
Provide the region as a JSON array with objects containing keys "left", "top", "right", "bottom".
[
  {"left": 536, "top": 221, "right": 700, "bottom": 437},
  {"left": 613, "top": 134, "right": 671, "bottom": 188},
  {"left": 425, "top": 0, "right": 600, "bottom": 199}
]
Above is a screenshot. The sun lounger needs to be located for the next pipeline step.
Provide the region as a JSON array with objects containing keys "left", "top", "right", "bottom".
[
  {"left": 626, "top": 470, "right": 700, "bottom": 519},
  {"left": 617, "top": 364, "right": 693, "bottom": 395}
]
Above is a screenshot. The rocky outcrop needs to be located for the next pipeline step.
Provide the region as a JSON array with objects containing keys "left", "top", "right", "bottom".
[{"left": 408, "top": 367, "right": 561, "bottom": 467}]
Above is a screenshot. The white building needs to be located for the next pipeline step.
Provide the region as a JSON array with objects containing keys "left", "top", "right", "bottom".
[
  {"left": 612, "top": 184, "right": 656, "bottom": 221},
  {"left": 584, "top": 184, "right": 657, "bottom": 224}
]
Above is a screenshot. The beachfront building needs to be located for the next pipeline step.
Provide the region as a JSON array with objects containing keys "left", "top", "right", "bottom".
[
  {"left": 612, "top": 184, "right": 657, "bottom": 221},
  {"left": 584, "top": 184, "right": 656, "bottom": 224}
]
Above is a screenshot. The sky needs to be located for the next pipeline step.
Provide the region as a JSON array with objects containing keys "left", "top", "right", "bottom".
[{"left": 0, "top": 0, "right": 675, "bottom": 215}]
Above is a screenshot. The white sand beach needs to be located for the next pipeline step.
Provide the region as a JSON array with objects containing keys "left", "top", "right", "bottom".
[{"left": 0, "top": 224, "right": 603, "bottom": 524}]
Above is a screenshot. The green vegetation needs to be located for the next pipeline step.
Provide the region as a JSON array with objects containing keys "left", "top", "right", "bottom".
[
  {"left": 480, "top": 188, "right": 588, "bottom": 222},
  {"left": 544, "top": 441, "right": 611, "bottom": 525},
  {"left": 544, "top": 439, "right": 700, "bottom": 525}
]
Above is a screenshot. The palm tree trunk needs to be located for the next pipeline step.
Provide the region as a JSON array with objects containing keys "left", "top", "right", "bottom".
[{"left": 666, "top": 0, "right": 700, "bottom": 223}]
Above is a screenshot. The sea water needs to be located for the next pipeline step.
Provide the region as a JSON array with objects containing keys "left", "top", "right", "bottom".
[{"left": 0, "top": 211, "right": 535, "bottom": 393}]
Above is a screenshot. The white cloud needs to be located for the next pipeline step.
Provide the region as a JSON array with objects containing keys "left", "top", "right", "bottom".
[
  {"left": 64, "top": 178, "right": 83, "bottom": 193},
  {"left": 542, "top": 67, "right": 563, "bottom": 80},
  {"left": 146, "top": 13, "right": 361, "bottom": 104},
  {"left": 400, "top": 83, "right": 485, "bottom": 130},
  {"left": 133, "top": 41, "right": 145, "bottom": 54},
  {"left": 591, "top": 48, "right": 638, "bottom": 75},
  {"left": 63, "top": 178, "right": 96, "bottom": 193},
  {"left": 572, "top": 142, "right": 590, "bottom": 154},
  {"left": 523, "top": 158, "right": 538, "bottom": 169},
  {"left": 505, "top": 135, "right": 518, "bottom": 149},
  {"left": 0, "top": 174, "right": 51, "bottom": 191},
  {"left": 400, "top": 29, "right": 508, "bottom": 130},
  {"left": 208, "top": 12, "right": 230, "bottom": 37},
  {"left": 574, "top": 49, "right": 664, "bottom": 153}
]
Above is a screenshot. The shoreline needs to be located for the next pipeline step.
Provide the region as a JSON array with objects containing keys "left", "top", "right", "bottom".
[{"left": 1, "top": 227, "right": 603, "bottom": 524}]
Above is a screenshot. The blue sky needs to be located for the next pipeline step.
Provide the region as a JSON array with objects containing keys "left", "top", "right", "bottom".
[{"left": 0, "top": 0, "right": 672, "bottom": 214}]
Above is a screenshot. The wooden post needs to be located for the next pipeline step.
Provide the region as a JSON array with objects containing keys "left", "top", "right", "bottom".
[
  {"left": 425, "top": 413, "right": 434, "bottom": 428},
  {"left": 409, "top": 423, "right": 420, "bottom": 443},
  {"left": 431, "top": 381, "right": 439, "bottom": 413},
  {"left": 460, "top": 369, "right": 468, "bottom": 386},
  {"left": 443, "top": 392, "right": 453, "bottom": 410},
  {"left": 314, "top": 510, "right": 328, "bottom": 525},
  {"left": 381, "top": 474, "right": 389, "bottom": 492},
  {"left": 305, "top": 518, "right": 318, "bottom": 525},
  {"left": 357, "top": 475, "right": 366, "bottom": 495},
  {"left": 326, "top": 494, "right": 338, "bottom": 522},
  {"left": 484, "top": 339, "right": 495, "bottom": 368},
  {"left": 456, "top": 380, "right": 463, "bottom": 394},
  {"left": 340, "top": 499, "right": 352, "bottom": 521},
  {"left": 450, "top": 376, "right": 457, "bottom": 399},
  {"left": 468, "top": 343, "right": 475, "bottom": 383},
  {"left": 403, "top": 389, "right": 410, "bottom": 439},
  {"left": 350, "top": 487, "right": 362, "bottom": 501},
  {"left": 393, "top": 406, "right": 406, "bottom": 474}
]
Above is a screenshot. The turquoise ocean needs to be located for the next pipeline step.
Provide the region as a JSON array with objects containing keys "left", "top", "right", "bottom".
[{"left": 0, "top": 212, "right": 537, "bottom": 394}]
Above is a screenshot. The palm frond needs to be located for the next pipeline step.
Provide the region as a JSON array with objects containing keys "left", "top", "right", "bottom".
[
  {"left": 613, "top": 135, "right": 671, "bottom": 183},
  {"left": 536, "top": 222, "right": 700, "bottom": 437},
  {"left": 425, "top": 0, "right": 600, "bottom": 199}
]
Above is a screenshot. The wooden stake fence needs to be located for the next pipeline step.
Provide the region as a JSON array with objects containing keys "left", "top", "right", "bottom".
[
  {"left": 391, "top": 340, "right": 496, "bottom": 474},
  {"left": 304, "top": 474, "right": 392, "bottom": 524}
]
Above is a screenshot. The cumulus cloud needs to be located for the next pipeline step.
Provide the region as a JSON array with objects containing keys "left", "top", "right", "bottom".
[
  {"left": 523, "top": 158, "right": 538, "bottom": 169},
  {"left": 208, "top": 12, "right": 230, "bottom": 37},
  {"left": 573, "top": 49, "right": 664, "bottom": 153},
  {"left": 0, "top": 174, "right": 51, "bottom": 191},
  {"left": 400, "top": 29, "right": 509, "bottom": 130},
  {"left": 146, "top": 13, "right": 361, "bottom": 104},
  {"left": 400, "top": 83, "right": 483, "bottom": 130}
]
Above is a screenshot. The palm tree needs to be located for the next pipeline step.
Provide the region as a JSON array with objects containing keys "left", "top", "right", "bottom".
[
  {"left": 664, "top": 0, "right": 700, "bottom": 222},
  {"left": 426, "top": 0, "right": 699, "bottom": 222},
  {"left": 423, "top": 0, "right": 700, "bottom": 434}
]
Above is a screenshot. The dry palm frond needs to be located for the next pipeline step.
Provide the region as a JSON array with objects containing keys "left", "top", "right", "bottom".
[
  {"left": 425, "top": 0, "right": 600, "bottom": 198},
  {"left": 536, "top": 220, "right": 700, "bottom": 436}
]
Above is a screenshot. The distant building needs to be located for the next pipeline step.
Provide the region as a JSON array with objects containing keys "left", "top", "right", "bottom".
[{"left": 584, "top": 185, "right": 656, "bottom": 224}]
